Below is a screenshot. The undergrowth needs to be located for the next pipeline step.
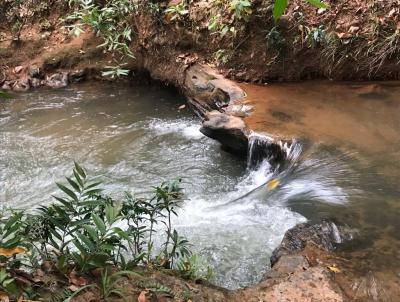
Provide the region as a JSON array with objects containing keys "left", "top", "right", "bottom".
[{"left": 0, "top": 163, "right": 211, "bottom": 301}]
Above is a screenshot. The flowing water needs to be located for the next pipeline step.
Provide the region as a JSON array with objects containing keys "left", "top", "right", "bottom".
[{"left": 1, "top": 81, "right": 400, "bottom": 293}]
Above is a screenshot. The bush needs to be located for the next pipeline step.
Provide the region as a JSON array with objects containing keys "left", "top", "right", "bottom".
[{"left": 0, "top": 163, "right": 210, "bottom": 300}]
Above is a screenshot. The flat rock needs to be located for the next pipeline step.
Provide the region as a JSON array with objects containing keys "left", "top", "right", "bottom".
[{"left": 200, "top": 111, "right": 248, "bottom": 155}]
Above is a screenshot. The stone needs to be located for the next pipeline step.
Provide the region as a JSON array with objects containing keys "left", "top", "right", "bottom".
[
  {"left": 30, "top": 78, "right": 42, "bottom": 88},
  {"left": 28, "top": 65, "right": 43, "bottom": 79},
  {"left": 69, "top": 69, "right": 87, "bottom": 83},
  {"left": 265, "top": 255, "right": 309, "bottom": 279},
  {"left": 270, "top": 221, "right": 345, "bottom": 266},
  {"left": 14, "top": 66, "right": 23, "bottom": 74},
  {"left": 12, "top": 78, "right": 30, "bottom": 92},
  {"left": 1, "top": 81, "right": 13, "bottom": 90},
  {"left": 45, "top": 72, "right": 68, "bottom": 89},
  {"left": 200, "top": 111, "right": 248, "bottom": 155}
]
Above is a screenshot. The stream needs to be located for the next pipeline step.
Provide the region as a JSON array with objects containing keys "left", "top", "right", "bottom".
[{"left": 1, "top": 81, "right": 400, "bottom": 291}]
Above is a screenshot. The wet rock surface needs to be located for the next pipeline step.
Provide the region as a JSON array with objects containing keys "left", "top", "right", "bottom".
[
  {"left": 45, "top": 72, "right": 69, "bottom": 88},
  {"left": 200, "top": 111, "right": 249, "bottom": 155},
  {"left": 271, "top": 221, "right": 345, "bottom": 266},
  {"left": 12, "top": 78, "right": 31, "bottom": 92}
]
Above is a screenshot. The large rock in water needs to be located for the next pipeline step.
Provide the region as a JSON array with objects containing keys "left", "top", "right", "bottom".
[
  {"left": 270, "top": 221, "right": 344, "bottom": 266},
  {"left": 200, "top": 111, "right": 248, "bottom": 155}
]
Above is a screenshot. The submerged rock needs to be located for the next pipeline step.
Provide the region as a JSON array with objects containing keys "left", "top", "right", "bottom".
[{"left": 200, "top": 111, "right": 248, "bottom": 155}]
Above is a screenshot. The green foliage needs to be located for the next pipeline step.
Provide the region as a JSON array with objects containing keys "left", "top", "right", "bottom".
[
  {"left": 66, "top": 0, "right": 135, "bottom": 60},
  {"left": 96, "top": 269, "right": 138, "bottom": 300},
  {"left": 207, "top": 0, "right": 253, "bottom": 38},
  {"left": 176, "top": 254, "right": 213, "bottom": 281},
  {"left": 138, "top": 280, "right": 175, "bottom": 298},
  {"left": 214, "top": 49, "right": 231, "bottom": 65},
  {"left": 0, "top": 163, "right": 208, "bottom": 300},
  {"left": 165, "top": 1, "right": 189, "bottom": 22},
  {"left": 265, "top": 26, "right": 286, "bottom": 51},
  {"left": 0, "top": 269, "right": 18, "bottom": 297},
  {"left": 230, "top": 0, "right": 252, "bottom": 20},
  {"left": 273, "top": 0, "right": 288, "bottom": 22},
  {"left": 273, "top": 0, "right": 328, "bottom": 21},
  {"left": 307, "top": 25, "right": 326, "bottom": 46}
]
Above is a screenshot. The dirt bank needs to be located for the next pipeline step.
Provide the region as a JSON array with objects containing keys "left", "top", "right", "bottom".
[{"left": 1, "top": 0, "right": 400, "bottom": 86}]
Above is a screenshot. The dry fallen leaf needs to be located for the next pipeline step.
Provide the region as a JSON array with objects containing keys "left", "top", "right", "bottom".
[
  {"left": 267, "top": 179, "right": 280, "bottom": 191},
  {"left": 69, "top": 270, "right": 88, "bottom": 286},
  {"left": 0, "top": 247, "right": 26, "bottom": 258},
  {"left": 0, "top": 292, "right": 9, "bottom": 302},
  {"left": 328, "top": 265, "right": 342, "bottom": 273},
  {"left": 138, "top": 290, "right": 148, "bottom": 302}
]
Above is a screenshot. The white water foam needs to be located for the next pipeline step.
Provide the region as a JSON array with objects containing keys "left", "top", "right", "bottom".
[
  {"left": 148, "top": 118, "right": 204, "bottom": 140},
  {"left": 170, "top": 159, "right": 307, "bottom": 289}
]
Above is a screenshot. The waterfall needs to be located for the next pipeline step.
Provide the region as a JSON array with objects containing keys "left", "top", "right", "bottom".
[{"left": 247, "top": 132, "right": 302, "bottom": 172}]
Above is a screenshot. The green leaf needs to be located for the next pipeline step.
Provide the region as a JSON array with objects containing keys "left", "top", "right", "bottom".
[
  {"left": 76, "top": 233, "right": 96, "bottom": 252},
  {"left": 74, "top": 162, "right": 86, "bottom": 179},
  {"left": 273, "top": 0, "right": 288, "bottom": 21},
  {"left": 56, "top": 183, "right": 78, "bottom": 201},
  {"left": 88, "top": 253, "right": 109, "bottom": 267},
  {"left": 105, "top": 204, "right": 121, "bottom": 225},
  {"left": 53, "top": 196, "right": 76, "bottom": 212},
  {"left": 306, "top": 0, "right": 328, "bottom": 8},
  {"left": 83, "top": 225, "right": 99, "bottom": 242},
  {"left": 66, "top": 177, "right": 81, "bottom": 193},
  {"left": 73, "top": 170, "right": 84, "bottom": 188},
  {"left": 85, "top": 181, "right": 102, "bottom": 190},
  {"left": 92, "top": 213, "right": 106, "bottom": 234},
  {"left": 82, "top": 188, "right": 103, "bottom": 196}
]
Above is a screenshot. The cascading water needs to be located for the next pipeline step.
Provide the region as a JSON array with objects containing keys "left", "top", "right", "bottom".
[{"left": 1, "top": 82, "right": 359, "bottom": 290}]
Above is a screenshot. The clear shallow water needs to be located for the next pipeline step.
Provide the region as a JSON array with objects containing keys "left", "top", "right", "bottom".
[{"left": 2, "top": 82, "right": 400, "bottom": 293}]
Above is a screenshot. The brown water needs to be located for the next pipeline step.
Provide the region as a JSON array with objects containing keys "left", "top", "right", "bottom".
[{"left": 243, "top": 81, "right": 400, "bottom": 299}]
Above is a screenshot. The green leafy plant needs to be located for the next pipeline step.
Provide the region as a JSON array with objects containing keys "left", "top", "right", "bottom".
[
  {"left": 66, "top": 0, "right": 135, "bottom": 76},
  {"left": 138, "top": 280, "right": 175, "bottom": 299},
  {"left": 0, "top": 269, "right": 18, "bottom": 298},
  {"left": 176, "top": 254, "right": 213, "bottom": 281},
  {"left": 214, "top": 49, "right": 231, "bottom": 64},
  {"left": 165, "top": 1, "right": 189, "bottom": 22},
  {"left": 230, "top": 0, "right": 252, "bottom": 20},
  {"left": 0, "top": 163, "right": 200, "bottom": 300},
  {"left": 96, "top": 269, "right": 138, "bottom": 301},
  {"left": 273, "top": 0, "right": 328, "bottom": 21}
]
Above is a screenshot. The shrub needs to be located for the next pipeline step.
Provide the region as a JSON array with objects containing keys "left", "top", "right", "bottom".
[{"left": 0, "top": 163, "right": 210, "bottom": 300}]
